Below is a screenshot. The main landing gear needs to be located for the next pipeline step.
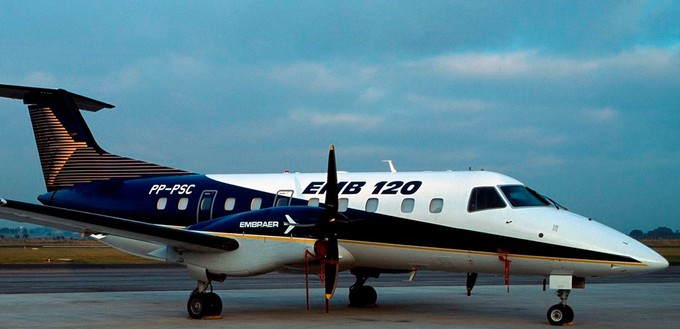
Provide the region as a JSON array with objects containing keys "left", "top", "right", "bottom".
[
  {"left": 348, "top": 269, "right": 378, "bottom": 307},
  {"left": 547, "top": 289, "right": 574, "bottom": 326},
  {"left": 187, "top": 281, "right": 223, "bottom": 319}
]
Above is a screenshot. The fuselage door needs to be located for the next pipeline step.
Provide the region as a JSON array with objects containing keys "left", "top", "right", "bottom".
[
  {"left": 273, "top": 190, "right": 294, "bottom": 207},
  {"left": 197, "top": 190, "right": 217, "bottom": 222}
]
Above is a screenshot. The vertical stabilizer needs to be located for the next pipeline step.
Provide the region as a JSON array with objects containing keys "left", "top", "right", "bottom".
[{"left": 1, "top": 84, "right": 190, "bottom": 191}]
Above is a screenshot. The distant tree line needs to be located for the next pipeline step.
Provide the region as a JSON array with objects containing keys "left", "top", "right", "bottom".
[
  {"left": 0, "top": 226, "right": 82, "bottom": 240},
  {"left": 629, "top": 227, "right": 680, "bottom": 239},
  {"left": 0, "top": 227, "right": 29, "bottom": 239}
]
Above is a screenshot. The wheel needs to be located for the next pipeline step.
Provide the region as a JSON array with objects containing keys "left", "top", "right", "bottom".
[
  {"left": 188, "top": 292, "right": 223, "bottom": 319},
  {"left": 362, "top": 286, "right": 377, "bottom": 305},
  {"left": 563, "top": 305, "right": 574, "bottom": 323},
  {"left": 349, "top": 285, "right": 377, "bottom": 307},
  {"left": 205, "top": 292, "right": 223, "bottom": 316},
  {"left": 547, "top": 304, "right": 574, "bottom": 326},
  {"left": 187, "top": 294, "right": 207, "bottom": 319}
]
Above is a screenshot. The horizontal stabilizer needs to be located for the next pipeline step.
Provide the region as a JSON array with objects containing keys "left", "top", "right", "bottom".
[
  {"left": 0, "top": 198, "right": 238, "bottom": 253},
  {"left": 0, "top": 84, "right": 114, "bottom": 112}
]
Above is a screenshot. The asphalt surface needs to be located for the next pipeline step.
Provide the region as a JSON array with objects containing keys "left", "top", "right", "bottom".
[{"left": 0, "top": 265, "right": 677, "bottom": 328}]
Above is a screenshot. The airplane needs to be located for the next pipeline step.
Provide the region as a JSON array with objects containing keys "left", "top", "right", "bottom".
[{"left": 0, "top": 83, "right": 669, "bottom": 326}]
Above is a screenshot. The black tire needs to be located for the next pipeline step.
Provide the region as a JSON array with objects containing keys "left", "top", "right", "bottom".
[
  {"left": 362, "top": 286, "right": 377, "bottom": 305},
  {"left": 547, "top": 304, "right": 574, "bottom": 326},
  {"left": 205, "top": 292, "right": 223, "bottom": 316},
  {"left": 187, "top": 294, "right": 207, "bottom": 319},
  {"left": 188, "top": 292, "right": 223, "bottom": 318},
  {"left": 563, "top": 305, "right": 574, "bottom": 324},
  {"left": 349, "top": 285, "right": 378, "bottom": 307}
]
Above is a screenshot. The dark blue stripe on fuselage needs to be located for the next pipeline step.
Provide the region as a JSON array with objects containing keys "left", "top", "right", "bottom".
[{"left": 39, "top": 175, "right": 281, "bottom": 226}]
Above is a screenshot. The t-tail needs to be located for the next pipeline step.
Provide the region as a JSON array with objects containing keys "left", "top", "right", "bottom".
[{"left": 0, "top": 84, "right": 190, "bottom": 192}]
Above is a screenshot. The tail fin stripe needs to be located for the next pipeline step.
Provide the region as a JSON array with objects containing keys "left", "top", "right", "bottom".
[{"left": 3, "top": 84, "right": 192, "bottom": 191}]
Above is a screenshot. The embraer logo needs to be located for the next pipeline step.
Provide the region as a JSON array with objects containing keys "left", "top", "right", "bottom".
[{"left": 239, "top": 221, "right": 279, "bottom": 229}]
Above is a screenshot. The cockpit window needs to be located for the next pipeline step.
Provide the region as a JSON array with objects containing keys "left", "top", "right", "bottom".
[
  {"left": 500, "top": 185, "right": 550, "bottom": 208},
  {"left": 468, "top": 187, "right": 507, "bottom": 212}
]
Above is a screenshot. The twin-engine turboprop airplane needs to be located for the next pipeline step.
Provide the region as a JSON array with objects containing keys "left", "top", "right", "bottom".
[{"left": 0, "top": 84, "right": 669, "bottom": 325}]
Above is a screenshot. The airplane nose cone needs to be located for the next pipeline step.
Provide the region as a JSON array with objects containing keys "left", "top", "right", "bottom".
[
  {"left": 630, "top": 240, "right": 669, "bottom": 273},
  {"left": 644, "top": 250, "right": 669, "bottom": 271}
]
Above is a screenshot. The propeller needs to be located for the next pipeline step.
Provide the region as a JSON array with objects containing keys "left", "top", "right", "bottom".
[
  {"left": 307, "top": 145, "right": 348, "bottom": 313},
  {"left": 320, "top": 145, "right": 340, "bottom": 310},
  {"left": 304, "top": 145, "right": 349, "bottom": 312}
]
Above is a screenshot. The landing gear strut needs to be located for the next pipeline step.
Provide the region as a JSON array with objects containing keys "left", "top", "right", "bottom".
[
  {"left": 187, "top": 281, "right": 223, "bottom": 319},
  {"left": 547, "top": 289, "right": 574, "bottom": 326},
  {"left": 348, "top": 270, "right": 378, "bottom": 307}
]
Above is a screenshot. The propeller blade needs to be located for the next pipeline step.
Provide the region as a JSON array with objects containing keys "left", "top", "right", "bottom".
[
  {"left": 324, "top": 145, "right": 338, "bottom": 213},
  {"left": 323, "top": 145, "right": 340, "bottom": 308},
  {"left": 324, "top": 235, "right": 339, "bottom": 302}
]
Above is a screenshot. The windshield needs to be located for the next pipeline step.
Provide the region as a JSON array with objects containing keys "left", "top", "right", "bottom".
[
  {"left": 468, "top": 186, "right": 507, "bottom": 212},
  {"left": 499, "top": 185, "right": 550, "bottom": 208}
]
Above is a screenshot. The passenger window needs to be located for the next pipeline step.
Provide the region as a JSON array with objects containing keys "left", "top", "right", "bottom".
[
  {"left": 401, "top": 198, "right": 415, "bottom": 213},
  {"left": 308, "top": 198, "right": 320, "bottom": 207},
  {"left": 339, "top": 198, "right": 349, "bottom": 212},
  {"left": 157, "top": 198, "right": 167, "bottom": 210},
  {"left": 250, "top": 198, "right": 262, "bottom": 210},
  {"left": 178, "top": 197, "right": 189, "bottom": 210},
  {"left": 224, "top": 197, "right": 236, "bottom": 211},
  {"left": 468, "top": 187, "right": 506, "bottom": 212},
  {"left": 365, "top": 198, "right": 379, "bottom": 213},
  {"left": 429, "top": 198, "right": 444, "bottom": 213}
]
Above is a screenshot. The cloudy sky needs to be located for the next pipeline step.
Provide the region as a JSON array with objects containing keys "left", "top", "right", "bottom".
[{"left": 1, "top": 1, "right": 678, "bottom": 233}]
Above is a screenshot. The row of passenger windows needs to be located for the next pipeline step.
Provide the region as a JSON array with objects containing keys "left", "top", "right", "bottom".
[
  {"left": 156, "top": 185, "right": 549, "bottom": 214},
  {"left": 363, "top": 197, "right": 444, "bottom": 214},
  {"left": 306, "top": 197, "right": 444, "bottom": 214},
  {"left": 156, "top": 196, "right": 445, "bottom": 214}
]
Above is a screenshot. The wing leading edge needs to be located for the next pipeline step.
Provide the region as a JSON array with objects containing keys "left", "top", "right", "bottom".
[{"left": 0, "top": 198, "right": 239, "bottom": 253}]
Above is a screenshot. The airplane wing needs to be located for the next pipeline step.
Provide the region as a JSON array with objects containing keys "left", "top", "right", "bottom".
[{"left": 0, "top": 198, "right": 238, "bottom": 253}]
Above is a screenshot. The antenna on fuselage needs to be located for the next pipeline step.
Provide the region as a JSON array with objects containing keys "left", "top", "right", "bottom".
[{"left": 382, "top": 160, "right": 397, "bottom": 173}]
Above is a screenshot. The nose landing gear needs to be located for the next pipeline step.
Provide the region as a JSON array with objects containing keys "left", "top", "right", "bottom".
[{"left": 547, "top": 289, "right": 574, "bottom": 326}]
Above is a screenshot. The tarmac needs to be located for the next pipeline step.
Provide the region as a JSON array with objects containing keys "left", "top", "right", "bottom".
[{"left": 0, "top": 265, "right": 678, "bottom": 329}]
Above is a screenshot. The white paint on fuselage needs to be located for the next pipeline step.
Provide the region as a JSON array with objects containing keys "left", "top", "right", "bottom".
[{"left": 200, "top": 170, "right": 666, "bottom": 277}]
